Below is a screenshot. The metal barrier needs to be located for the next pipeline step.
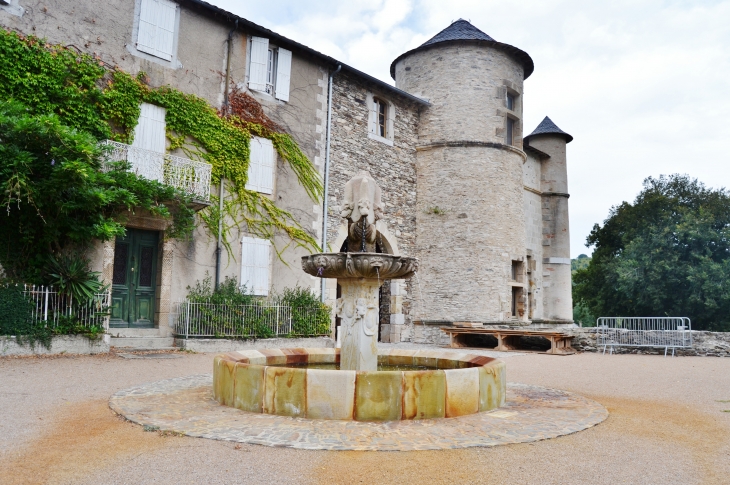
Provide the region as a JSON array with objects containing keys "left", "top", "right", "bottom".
[
  {"left": 19, "top": 285, "right": 111, "bottom": 330},
  {"left": 596, "top": 317, "right": 692, "bottom": 357},
  {"left": 173, "top": 300, "right": 330, "bottom": 339}
]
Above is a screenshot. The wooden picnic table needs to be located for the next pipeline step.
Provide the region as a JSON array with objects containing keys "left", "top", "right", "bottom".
[{"left": 441, "top": 327, "right": 576, "bottom": 355}]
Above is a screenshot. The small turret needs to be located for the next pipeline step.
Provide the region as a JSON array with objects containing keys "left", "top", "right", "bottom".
[{"left": 525, "top": 117, "right": 573, "bottom": 323}]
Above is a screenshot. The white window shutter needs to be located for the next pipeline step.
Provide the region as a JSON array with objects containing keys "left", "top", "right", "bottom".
[
  {"left": 137, "top": 0, "right": 157, "bottom": 56},
  {"left": 137, "top": 0, "right": 176, "bottom": 61},
  {"left": 246, "top": 137, "right": 262, "bottom": 192},
  {"left": 386, "top": 112, "right": 394, "bottom": 140},
  {"left": 247, "top": 137, "right": 274, "bottom": 194},
  {"left": 275, "top": 48, "right": 292, "bottom": 102},
  {"left": 131, "top": 103, "right": 166, "bottom": 183},
  {"left": 249, "top": 37, "right": 269, "bottom": 92},
  {"left": 155, "top": 0, "right": 177, "bottom": 61},
  {"left": 368, "top": 100, "right": 376, "bottom": 135},
  {"left": 259, "top": 138, "right": 274, "bottom": 194},
  {"left": 241, "top": 236, "right": 270, "bottom": 296}
]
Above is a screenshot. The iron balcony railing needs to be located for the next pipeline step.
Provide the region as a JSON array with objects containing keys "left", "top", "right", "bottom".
[
  {"left": 21, "top": 284, "right": 111, "bottom": 330},
  {"left": 100, "top": 140, "right": 212, "bottom": 201},
  {"left": 173, "top": 300, "right": 331, "bottom": 339}
]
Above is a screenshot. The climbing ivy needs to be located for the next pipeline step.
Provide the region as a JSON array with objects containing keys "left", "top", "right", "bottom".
[{"left": 0, "top": 29, "right": 323, "bottom": 254}]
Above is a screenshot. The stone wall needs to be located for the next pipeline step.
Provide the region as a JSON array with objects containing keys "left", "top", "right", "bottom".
[
  {"left": 570, "top": 328, "right": 730, "bottom": 357},
  {"left": 325, "top": 71, "right": 421, "bottom": 342},
  {"left": 0, "top": 335, "right": 111, "bottom": 356}
]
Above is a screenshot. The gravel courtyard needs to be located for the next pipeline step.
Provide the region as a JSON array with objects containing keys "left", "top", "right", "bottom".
[{"left": 1, "top": 347, "right": 728, "bottom": 485}]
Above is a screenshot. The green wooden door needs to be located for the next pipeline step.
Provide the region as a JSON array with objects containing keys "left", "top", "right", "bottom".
[{"left": 110, "top": 229, "right": 159, "bottom": 328}]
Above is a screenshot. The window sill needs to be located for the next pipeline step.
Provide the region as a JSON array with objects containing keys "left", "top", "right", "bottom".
[
  {"left": 126, "top": 44, "right": 182, "bottom": 69},
  {"left": 247, "top": 86, "right": 286, "bottom": 104},
  {"left": 368, "top": 132, "right": 394, "bottom": 147}
]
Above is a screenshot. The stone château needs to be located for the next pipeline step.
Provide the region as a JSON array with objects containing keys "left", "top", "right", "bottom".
[{"left": 1, "top": 1, "right": 573, "bottom": 345}]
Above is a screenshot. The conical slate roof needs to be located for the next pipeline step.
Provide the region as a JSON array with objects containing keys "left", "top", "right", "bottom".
[
  {"left": 420, "top": 19, "right": 495, "bottom": 46},
  {"left": 390, "top": 19, "right": 534, "bottom": 80},
  {"left": 524, "top": 116, "right": 573, "bottom": 143}
]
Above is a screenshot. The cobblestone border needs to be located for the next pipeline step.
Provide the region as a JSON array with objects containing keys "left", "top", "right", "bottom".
[{"left": 110, "top": 375, "right": 608, "bottom": 451}]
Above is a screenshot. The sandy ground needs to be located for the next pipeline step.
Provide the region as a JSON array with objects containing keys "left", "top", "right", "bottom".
[{"left": 1, "top": 348, "right": 729, "bottom": 485}]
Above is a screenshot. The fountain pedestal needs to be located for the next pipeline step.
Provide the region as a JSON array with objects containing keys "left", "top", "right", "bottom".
[{"left": 337, "top": 278, "right": 381, "bottom": 371}]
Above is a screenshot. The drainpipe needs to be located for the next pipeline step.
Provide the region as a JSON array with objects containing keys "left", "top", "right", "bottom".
[
  {"left": 320, "top": 64, "right": 341, "bottom": 302},
  {"left": 216, "top": 19, "right": 238, "bottom": 290}
]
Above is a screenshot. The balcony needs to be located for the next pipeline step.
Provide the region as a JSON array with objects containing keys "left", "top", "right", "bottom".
[{"left": 100, "top": 140, "right": 212, "bottom": 201}]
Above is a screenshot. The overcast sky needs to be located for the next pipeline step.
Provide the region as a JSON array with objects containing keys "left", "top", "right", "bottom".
[{"left": 211, "top": 0, "right": 730, "bottom": 258}]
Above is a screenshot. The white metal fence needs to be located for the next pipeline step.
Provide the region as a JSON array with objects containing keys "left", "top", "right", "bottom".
[
  {"left": 100, "top": 140, "right": 212, "bottom": 201},
  {"left": 596, "top": 317, "right": 692, "bottom": 356},
  {"left": 173, "top": 300, "right": 330, "bottom": 339},
  {"left": 21, "top": 285, "right": 111, "bottom": 330}
]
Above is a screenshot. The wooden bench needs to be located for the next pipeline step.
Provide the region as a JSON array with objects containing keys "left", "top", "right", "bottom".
[{"left": 441, "top": 327, "right": 576, "bottom": 355}]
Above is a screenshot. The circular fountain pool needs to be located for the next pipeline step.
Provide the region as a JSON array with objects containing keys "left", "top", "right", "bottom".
[{"left": 213, "top": 348, "right": 505, "bottom": 421}]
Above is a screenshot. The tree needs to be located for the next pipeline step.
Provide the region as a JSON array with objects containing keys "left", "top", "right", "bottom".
[
  {"left": 574, "top": 175, "right": 730, "bottom": 331},
  {"left": 0, "top": 100, "right": 194, "bottom": 282}
]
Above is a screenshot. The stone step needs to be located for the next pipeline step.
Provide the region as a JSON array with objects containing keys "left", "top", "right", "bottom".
[
  {"left": 108, "top": 328, "right": 164, "bottom": 338},
  {"left": 110, "top": 336, "right": 176, "bottom": 350}
]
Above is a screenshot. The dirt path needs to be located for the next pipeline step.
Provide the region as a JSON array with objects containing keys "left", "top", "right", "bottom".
[{"left": 1, "top": 351, "right": 728, "bottom": 484}]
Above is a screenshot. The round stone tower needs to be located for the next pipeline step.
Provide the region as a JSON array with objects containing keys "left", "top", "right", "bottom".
[{"left": 391, "top": 20, "right": 535, "bottom": 323}]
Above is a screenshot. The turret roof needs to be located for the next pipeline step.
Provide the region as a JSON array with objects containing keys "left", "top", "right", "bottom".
[
  {"left": 524, "top": 116, "right": 573, "bottom": 143},
  {"left": 390, "top": 19, "right": 534, "bottom": 80},
  {"left": 420, "top": 19, "right": 495, "bottom": 46}
]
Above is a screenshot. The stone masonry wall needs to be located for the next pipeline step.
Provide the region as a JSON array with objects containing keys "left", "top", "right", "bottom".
[
  {"left": 570, "top": 328, "right": 730, "bottom": 357},
  {"left": 326, "top": 71, "right": 421, "bottom": 342}
]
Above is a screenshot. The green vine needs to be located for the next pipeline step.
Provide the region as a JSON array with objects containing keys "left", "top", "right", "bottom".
[{"left": 0, "top": 29, "right": 323, "bottom": 254}]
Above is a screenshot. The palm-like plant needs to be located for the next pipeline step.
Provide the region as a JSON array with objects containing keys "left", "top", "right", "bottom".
[{"left": 46, "top": 255, "right": 105, "bottom": 303}]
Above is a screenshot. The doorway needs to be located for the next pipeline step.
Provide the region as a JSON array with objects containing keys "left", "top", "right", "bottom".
[{"left": 110, "top": 229, "right": 159, "bottom": 328}]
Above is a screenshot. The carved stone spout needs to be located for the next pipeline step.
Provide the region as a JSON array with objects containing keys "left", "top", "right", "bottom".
[{"left": 340, "top": 170, "right": 383, "bottom": 253}]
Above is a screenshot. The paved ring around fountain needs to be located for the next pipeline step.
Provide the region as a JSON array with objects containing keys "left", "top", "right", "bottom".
[{"left": 109, "top": 375, "right": 608, "bottom": 451}]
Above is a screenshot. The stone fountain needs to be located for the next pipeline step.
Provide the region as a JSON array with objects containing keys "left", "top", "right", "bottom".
[
  {"left": 213, "top": 171, "right": 506, "bottom": 421},
  {"left": 301, "top": 171, "right": 418, "bottom": 371}
]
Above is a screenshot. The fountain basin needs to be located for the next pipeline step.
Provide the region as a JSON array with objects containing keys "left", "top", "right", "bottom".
[
  {"left": 301, "top": 252, "right": 418, "bottom": 280},
  {"left": 213, "top": 348, "right": 505, "bottom": 421}
]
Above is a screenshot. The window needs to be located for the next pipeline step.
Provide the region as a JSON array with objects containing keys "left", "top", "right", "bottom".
[
  {"left": 505, "top": 117, "right": 515, "bottom": 146},
  {"left": 241, "top": 236, "right": 271, "bottom": 296},
  {"left": 248, "top": 36, "right": 292, "bottom": 102},
  {"left": 246, "top": 136, "right": 275, "bottom": 194},
  {"left": 506, "top": 92, "right": 515, "bottom": 111},
  {"left": 136, "top": 0, "right": 177, "bottom": 61},
  {"left": 367, "top": 94, "right": 394, "bottom": 145},
  {"left": 374, "top": 98, "right": 387, "bottom": 138},
  {"left": 511, "top": 260, "right": 523, "bottom": 282},
  {"left": 130, "top": 103, "right": 166, "bottom": 182}
]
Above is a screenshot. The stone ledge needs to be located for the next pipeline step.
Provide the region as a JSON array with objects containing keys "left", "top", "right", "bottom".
[
  {"left": 0, "top": 335, "right": 110, "bottom": 357},
  {"left": 174, "top": 337, "right": 335, "bottom": 353}
]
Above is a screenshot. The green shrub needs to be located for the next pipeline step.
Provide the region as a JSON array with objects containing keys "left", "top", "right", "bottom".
[{"left": 0, "top": 284, "right": 52, "bottom": 349}]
